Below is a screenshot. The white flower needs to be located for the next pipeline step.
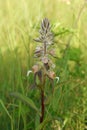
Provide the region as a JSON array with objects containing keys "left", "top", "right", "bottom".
[
  {"left": 55, "top": 76, "right": 59, "bottom": 83},
  {"left": 27, "top": 70, "right": 32, "bottom": 77}
]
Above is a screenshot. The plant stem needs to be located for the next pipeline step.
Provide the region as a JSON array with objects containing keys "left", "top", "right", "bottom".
[
  {"left": 40, "top": 89, "right": 45, "bottom": 123},
  {"left": 44, "top": 42, "right": 46, "bottom": 55}
]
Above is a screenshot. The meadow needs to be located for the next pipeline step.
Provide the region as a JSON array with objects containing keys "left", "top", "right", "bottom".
[{"left": 0, "top": 0, "right": 87, "bottom": 130}]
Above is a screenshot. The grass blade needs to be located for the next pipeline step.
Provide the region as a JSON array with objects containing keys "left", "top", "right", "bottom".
[
  {"left": 0, "top": 99, "right": 12, "bottom": 120},
  {"left": 10, "top": 92, "right": 39, "bottom": 113}
]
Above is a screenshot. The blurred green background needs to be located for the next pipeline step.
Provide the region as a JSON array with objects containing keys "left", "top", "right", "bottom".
[{"left": 0, "top": 0, "right": 87, "bottom": 130}]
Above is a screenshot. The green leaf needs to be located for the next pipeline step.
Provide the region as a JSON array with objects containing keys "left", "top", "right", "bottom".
[
  {"left": 0, "top": 99, "right": 12, "bottom": 120},
  {"left": 68, "top": 48, "right": 81, "bottom": 61},
  {"left": 36, "top": 117, "right": 52, "bottom": 130},
  {"left": 10, "top": 92, "right": 39, "bottom": 114}
]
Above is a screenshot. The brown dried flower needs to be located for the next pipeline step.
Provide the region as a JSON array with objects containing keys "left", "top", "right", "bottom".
[
  {"left": 32, "top": 65, "right": 39, "bottom": 74},
  {"left": 42, "top": 57, "right": 49, "bottom": 64},
  {"left": 48, "top": 71, "right": 56, "bottom": 79}
]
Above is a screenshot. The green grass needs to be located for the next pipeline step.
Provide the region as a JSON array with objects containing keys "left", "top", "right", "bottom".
[{"left": 0, "top": 0, "right": 87, "bottom": 130}]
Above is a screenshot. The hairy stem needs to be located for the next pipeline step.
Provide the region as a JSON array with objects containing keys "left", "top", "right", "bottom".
[
  {"left": 40, "top": 89, "right": 45, "bottom": 123},
  {"left": 44, "top": 42, "right": 47, "bottom": 56}
]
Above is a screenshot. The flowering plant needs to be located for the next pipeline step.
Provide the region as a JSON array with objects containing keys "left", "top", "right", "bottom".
[{"left": 27, "top": 18, "right": 59, "bottom": 123}]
